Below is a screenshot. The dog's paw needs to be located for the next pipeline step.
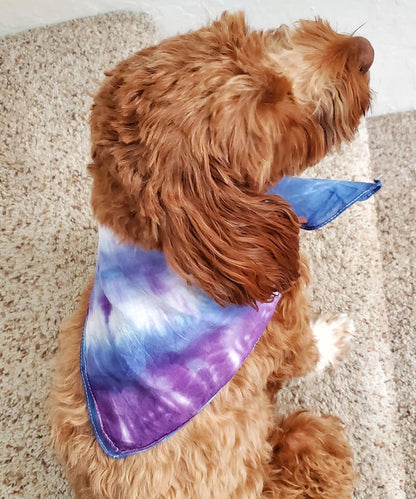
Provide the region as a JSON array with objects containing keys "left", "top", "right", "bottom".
[{"left": 311, "top": 313, "right": 354, "bottom": 372}]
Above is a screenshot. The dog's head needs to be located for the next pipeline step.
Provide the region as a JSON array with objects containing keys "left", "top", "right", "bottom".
[{"left": 89, "top": 12, "right": 373, "bottom": 307}]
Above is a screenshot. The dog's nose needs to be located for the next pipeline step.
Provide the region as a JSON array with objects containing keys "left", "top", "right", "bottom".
[{"left": 354, "top": 36, "right": 374, "bottom": 74}]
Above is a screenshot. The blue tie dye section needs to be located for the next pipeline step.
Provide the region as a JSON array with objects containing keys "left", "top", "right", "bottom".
[
  {"left": 81, "top": 177, "right": 381, "bottom": 458},
  {"left": 270, "top": 177, "right": 381, "bottom": 230}
]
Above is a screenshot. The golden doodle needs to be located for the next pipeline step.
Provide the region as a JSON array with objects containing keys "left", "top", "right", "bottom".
[{"left": 50, "top": 11, "right": 374, "bottom": 498}]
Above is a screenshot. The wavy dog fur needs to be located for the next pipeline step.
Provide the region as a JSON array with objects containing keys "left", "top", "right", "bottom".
[{"left": 50, "top": 12, "right": 372, "bottom": 498}]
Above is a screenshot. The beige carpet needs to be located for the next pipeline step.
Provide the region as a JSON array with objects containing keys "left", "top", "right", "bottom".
[
  {"left": 367, "top": 112, "right": 416, "bottom": 497},
  {"left": 0, "top": 12, "right": 414, "bottom": 498}
]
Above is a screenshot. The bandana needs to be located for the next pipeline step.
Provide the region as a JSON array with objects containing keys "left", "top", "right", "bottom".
[{"left": 81, "top": 177, "right": 381, "bottom": 458}]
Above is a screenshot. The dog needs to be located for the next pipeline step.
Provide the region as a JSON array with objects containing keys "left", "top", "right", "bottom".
[{"left": 49, "top": 11, "right": 374, "bottom": 498}]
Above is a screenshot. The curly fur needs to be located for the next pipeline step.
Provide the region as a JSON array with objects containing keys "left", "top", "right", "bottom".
[{"left": 49, "top": 11, "right": 372, "bottom": 498}]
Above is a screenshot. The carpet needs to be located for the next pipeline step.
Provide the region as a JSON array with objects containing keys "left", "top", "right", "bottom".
[{"left": 0, "top": 11, "right": 414, "bottom": 498}]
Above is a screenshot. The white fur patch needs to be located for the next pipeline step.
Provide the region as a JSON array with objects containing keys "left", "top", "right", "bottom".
[{"left": 311, "top": 313, "right": 355, "bottom": 372}]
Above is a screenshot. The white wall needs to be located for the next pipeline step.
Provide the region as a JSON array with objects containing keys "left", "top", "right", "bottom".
[{"left": 1, "top": 0, "right": 415, "bottom": 116}]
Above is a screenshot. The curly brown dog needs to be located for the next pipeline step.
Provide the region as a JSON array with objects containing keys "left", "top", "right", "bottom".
[{"left": 49, "top": 12, "right": 374, "bottom": 498}]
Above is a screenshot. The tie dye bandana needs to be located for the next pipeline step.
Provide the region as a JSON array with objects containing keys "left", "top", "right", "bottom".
[{"left": 81, "top": 177, "right": 381, "bottom": 458}]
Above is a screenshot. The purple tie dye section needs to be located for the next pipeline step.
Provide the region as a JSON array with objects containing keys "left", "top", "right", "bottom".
[{"left": 81, "top": 226, "right": 279, "bottom": 458}]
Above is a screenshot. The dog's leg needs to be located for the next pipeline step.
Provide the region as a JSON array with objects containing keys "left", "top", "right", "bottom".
[
  {"left": 263, "top": 253, "right": 353, "bottom": 388},
  {"left": 259, "top": 254, "right": 319, "bottom": 393},
  {"left": 257, "top": 254, "right": 355, "bottom": 498}
]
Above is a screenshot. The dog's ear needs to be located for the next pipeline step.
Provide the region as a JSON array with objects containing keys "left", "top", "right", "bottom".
[
  {"left": 160, "top": 173, "right": 300, "bottom": 307},
  {"left": 158, "top": 61, "right": 300, "bottom": 307},
  {"left": 159, "top": 67, "right": 300, "bottom": 306}
]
